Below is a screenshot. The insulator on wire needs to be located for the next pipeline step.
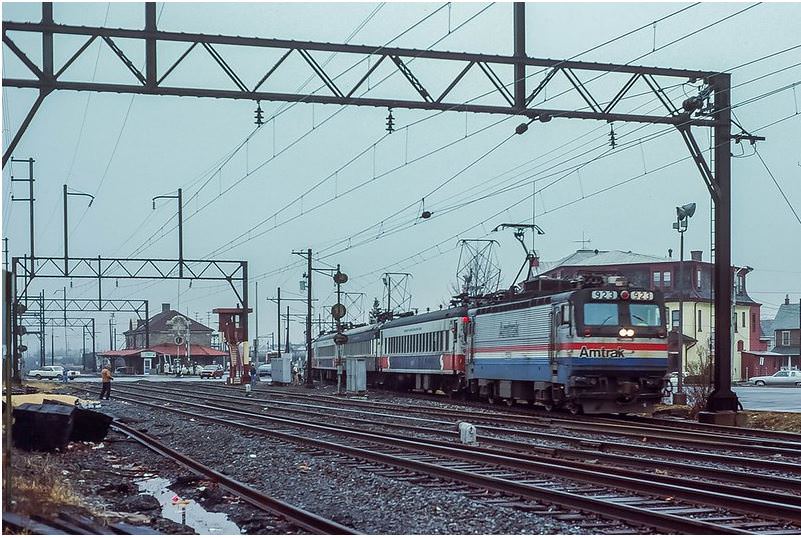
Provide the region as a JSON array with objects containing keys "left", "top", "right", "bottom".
[
  {"left": 386, "top": 108, "right": 395, "bottom": 133},
  {"left": 254, "top": 101, "right": 264, "bottom": 126},
  {"left": 609, "top": 124, "right": 617, "bottom": 149}
]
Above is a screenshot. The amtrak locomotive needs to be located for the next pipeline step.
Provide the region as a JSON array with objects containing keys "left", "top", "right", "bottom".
[{"left": 313, "top": 276, "right": 668, "bottom": 414}]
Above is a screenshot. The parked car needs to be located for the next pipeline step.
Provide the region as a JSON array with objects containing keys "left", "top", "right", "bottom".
[
  {"left": 199, "top": 364, "right": 224, "bottom": 379},
  {"left": 28, "top": 366, "right": 60, "bottom": 380},
  {"left": 257, "top": 363, "right": 272, "bottom": 379},
  {"left": 748, "top": 369, "right": 801, "bottom": 387}
]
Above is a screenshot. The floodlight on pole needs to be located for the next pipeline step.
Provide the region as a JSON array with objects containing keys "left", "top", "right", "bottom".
[{"left": 672, "top": 201, "right": 695, "bottom": 405}]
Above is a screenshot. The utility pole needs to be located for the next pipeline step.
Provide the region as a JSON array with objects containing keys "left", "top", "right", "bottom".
[
  {"left": 10, "top": 158, "right": 35, "bottom": 276},
  {"left": 305, "top": 249, "right": 312, "bottom": 386},
  {"left": 63, "top": 286, "right": 67, "bottom": 363},
  {"left": 277, "top": 287, "right": 281, "bottom": 356},
  {"left": 254, "top": 281, "right": 259, "bottom": 365},
  {"left": 3, "top": 237, "right": 8, "bottom": 272},
  {"left": 291, "top": 248, "right": 315, "bottom": 386},
  {"left": 267, "top": 287, "right": 311, "bottom": 358},
  {"left": 285, "top": 305, "right": 290, "bottom": 353},
  {"left": 152, "top": 188, "right": 183, "bottom": 276},
  {"left": 63, "top": 184, "right": 95, "bottom": 275}
]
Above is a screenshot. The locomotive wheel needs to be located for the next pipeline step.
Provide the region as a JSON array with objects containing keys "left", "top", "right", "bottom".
[
  {"left": 543, "top": 403, "right": 554, "bottom": 412},
  {"left": 566, "top": 402, "right": 582, "bottom": 415}
]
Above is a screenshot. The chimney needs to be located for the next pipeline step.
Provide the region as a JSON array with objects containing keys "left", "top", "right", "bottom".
[
  {"left": 786, "top": 294, "right": 790, "bottom": 305},
  {"left": 162, "top": 303, "right": 170, "bottom": 313},
  {"left": 668, "top": 248, "right": 673, "bottom": 258},
  {"left": 690, "top": 250, "right": 702, "bottom": 262}
]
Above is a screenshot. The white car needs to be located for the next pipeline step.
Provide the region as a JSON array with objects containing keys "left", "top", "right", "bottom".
[
  {"left": 27, "top": 366, "right": 76, "bottom": 380},
  {"left": 748, "top": 369, "right": 801, "bottom": 387}
]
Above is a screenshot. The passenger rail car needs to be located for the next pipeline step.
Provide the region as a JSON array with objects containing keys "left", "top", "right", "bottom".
[{"left": 312, "top": 283, "right": 669, "bottom": 414}]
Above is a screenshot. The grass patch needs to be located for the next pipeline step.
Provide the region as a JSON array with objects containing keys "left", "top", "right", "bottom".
[
  {"left": 10, "top": 454, "right": 85, "bottom": 516},
  {"left": 745, "top": 411, "right": 801, "bottom": 433}
]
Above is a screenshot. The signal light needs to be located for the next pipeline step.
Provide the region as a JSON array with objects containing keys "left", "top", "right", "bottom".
[
  {"left": 620, "top": 290, "right": 630, "bottom": 300},
  {"left": 461, "top": 316, "right": 470, "bottom": 324}
]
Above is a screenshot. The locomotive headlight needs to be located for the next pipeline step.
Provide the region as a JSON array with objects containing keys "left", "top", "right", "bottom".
[
  {"left": 618, "top": 328, "right": 627, "bottom": 337},
  {"left": 625, "top": 328, "right": 635, "bottom": 337},
  {"left": 619, "top": 328, "right": 635, "bottom": 337}
]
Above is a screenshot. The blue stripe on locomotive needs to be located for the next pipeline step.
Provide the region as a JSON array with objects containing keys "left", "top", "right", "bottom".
[{"left": 470, "top": 356, "right": 668, "bottom": 383}]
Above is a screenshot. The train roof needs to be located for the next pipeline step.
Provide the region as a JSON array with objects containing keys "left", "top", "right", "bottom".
[{"left": 380, "top": 306, "right": 469, "bottom": 330}]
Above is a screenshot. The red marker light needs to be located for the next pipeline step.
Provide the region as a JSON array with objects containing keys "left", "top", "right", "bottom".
[
  {"left": 583, "top": 328, "right": 592, "bottom": 337},
  {"left": 620, "top": 290, "right": 630, "bottom": 300},
  {"left": 461, "top": 316, "right": 470, "bottom": 323}
]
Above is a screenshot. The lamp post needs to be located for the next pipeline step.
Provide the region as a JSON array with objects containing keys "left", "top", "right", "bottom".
[
  {"left": 672, "top": 202, "right": 695, "bottom": 405},
  {"left": 63, "top": 184, "right": 95, "bottom": 274},
  {"left": 152, "top": 188, "right": 183, "bottom": 277}
]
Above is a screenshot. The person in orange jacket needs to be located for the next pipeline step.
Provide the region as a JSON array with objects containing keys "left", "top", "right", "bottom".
[{"left": 100, "top": 365, "right": 113, "bottom": 400}]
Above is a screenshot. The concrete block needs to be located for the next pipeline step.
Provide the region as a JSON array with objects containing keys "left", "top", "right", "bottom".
[{"left": 698, "top": 410, "right": 747, "bottom": 426}]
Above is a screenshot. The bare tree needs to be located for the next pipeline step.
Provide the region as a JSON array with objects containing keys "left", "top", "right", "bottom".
[{"left": 684, "top": 346, "right": 714, "bottom": 417}]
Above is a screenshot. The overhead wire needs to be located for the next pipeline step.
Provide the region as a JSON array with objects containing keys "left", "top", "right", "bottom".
[
  {"left": 122, "top": 1, "right": 784, "bottom": 302},
  {"left": 136, "top": 4, "right": 495, "bottom": 260},
  {"left": 347, "top": 107, "right": 800, "bottom": 285},
  {"left": 121, "top": 3, "right": 452, "bottom": 258},
  {"left": 199, "top": 2, "right": 760, "bottom": 261}
]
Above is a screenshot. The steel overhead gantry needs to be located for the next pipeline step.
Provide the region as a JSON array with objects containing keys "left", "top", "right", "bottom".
[
  {"left": 9, "top": 255, "right": 248, "bottom": 381},
  {"left": 19, "top": 314, "right": 97, "bottom": 370},
  {"left": 2, "top": 3, "right": 742, "bottom": 413},
  {"left": 21, "top": 296, "right": 150, "bottom": 369}
]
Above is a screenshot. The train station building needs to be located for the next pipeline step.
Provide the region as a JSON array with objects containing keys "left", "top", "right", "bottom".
[
  {"left": 99, "top": 303, "right": 226, "bottom": 374},
  {"left": 539, "top": 249, "right": 765, "bottom": 381}
]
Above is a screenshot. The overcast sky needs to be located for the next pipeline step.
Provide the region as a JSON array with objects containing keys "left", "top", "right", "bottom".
[{"left": 3, "top": 1, "right": 800, "bottom": 355}]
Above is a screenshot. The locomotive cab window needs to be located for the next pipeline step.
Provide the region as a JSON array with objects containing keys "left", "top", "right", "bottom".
[
  {"left": 583, "top": 303, "right": 619, "bottom": 326},
  {"left": 629, "top": 303, "right": 662, "bottom": 327},
  {"left": 560, "top": 304, "right": 571, "bottom": 325}
]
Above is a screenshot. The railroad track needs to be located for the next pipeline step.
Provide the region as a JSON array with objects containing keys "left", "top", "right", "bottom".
[
  {"left": 2, "top": 510, "right": 158, "bottom": 535},
  {"left": 143, "top": 383, "right": 801, "bottom": 495},
  {"left": 109, "top": 420, "right": 356, "bottom": 535},
  {"left": 182, "top": 382, "right": 801, "bottom": 461},
  {"left": 97, "top": 383, "right": 801, "bottom": 534}
]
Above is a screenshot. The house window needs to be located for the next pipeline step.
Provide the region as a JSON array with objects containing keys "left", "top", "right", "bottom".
[
  {"left": 751, "top": 313, "right": 756, "bottom": 332},
  {"left": 663, "top": 271, "right": 671, "bottom": 287},
  {"left": 697, "top": 310, "right": 703, "bottom": 331},
  {"left": 782, "top": 331, "right": 791, "bottom": 346},
  {"left": 653, "top": 271, "right": 661, "bottom": 287},
  {"left": 671, "top": 310, "right": 680, "bottom": 329},
  {"left": 696, "top": 268, "right": 702, "bottom": 289},
  {"left": 736, "top": 273, "right": 745, "bottom": 294},
  {"left": 741, "top": 312, "right": 746, "bottom": 328}
]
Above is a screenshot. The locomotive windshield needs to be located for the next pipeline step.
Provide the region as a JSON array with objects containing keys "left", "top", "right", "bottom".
[
  {"left": 583, "top": 303, "right": 619, "bottom": 326},
  {"left": 575, "top": 287, "right": 666, "bottom": 337},
  {"left": 629, "top": 303, "right": 662, "bottom": 327}
]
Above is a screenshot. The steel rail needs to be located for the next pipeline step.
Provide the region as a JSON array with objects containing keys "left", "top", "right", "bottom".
[
  {"left": 180, "top": 386, "right": 801, "bottom": 495},
  {"left": 119, "top": 384, "right": 801, "bottom": 509},
  {"left": 133, "top": 382, "right": 801, "bottom": 492},
  {"left": 195, "top": 384, "right": 801, "bottom": 456},
  {"left": 105, "top": 388, "right": 748, "bottom": 535},
  {"left": 108, "top": 385, "right": 799, "bottom": 532},
  {"left": 599, "top": 413, "right": 801, "bottom": 442},
  {"left": 110, "top": 420, "right": 357, "bottom": 535},
  {"left": 137, "top": 382, "right": 801, "bottom": 473}
]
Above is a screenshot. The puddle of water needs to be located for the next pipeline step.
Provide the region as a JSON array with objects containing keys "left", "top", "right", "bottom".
[{"left": 136, "top": 476, "right": 242, "bottom": 534}]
